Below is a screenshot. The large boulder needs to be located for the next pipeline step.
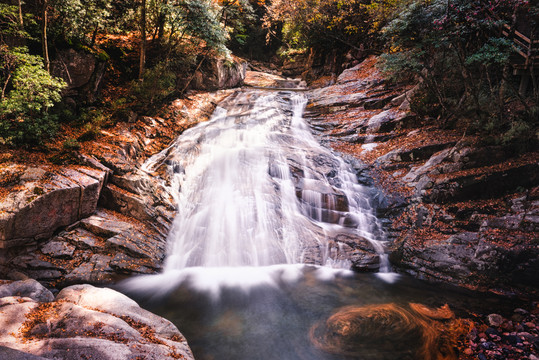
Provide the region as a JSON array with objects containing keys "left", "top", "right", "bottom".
[
  {"left": 0, "top": 166, "right": 107, "bottom": 249},
  {"left": 0, "top": 283, "right": 194, "bottom": 360},
  {"left": 51, "top": 48, "right": 107, "bottom": 103},
  {"left": 192, "top": 57, "right": 247, "bottom": 90}
]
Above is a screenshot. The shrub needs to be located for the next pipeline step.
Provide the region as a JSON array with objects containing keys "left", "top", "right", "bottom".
[
  {"left": 0, "top": 47, "right": 66, "bottom": 146},
  {"left": 131, "top": 61, "right": 176, "bottom": 108}
]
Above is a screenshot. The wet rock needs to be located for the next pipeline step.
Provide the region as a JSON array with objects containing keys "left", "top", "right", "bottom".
[{"left": 0, "top": 284, "right": 194, "bottom": 360}]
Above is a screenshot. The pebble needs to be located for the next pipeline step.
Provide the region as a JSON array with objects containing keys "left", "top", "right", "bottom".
[
  {"left": 488, "top": 314, "right": 504, "bottom": 327},
  {"left": 459, "top": 306, "right": 539, "bottom": 360}
]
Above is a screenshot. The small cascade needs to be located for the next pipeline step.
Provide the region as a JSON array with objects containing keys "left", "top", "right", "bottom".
[{"left": 140, "top": 89, "right": 389, "bottom": 275}]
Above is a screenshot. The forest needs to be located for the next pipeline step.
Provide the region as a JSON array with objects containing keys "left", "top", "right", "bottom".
[{"left": 0, "top": 0, "right": 537, "bottom": 149}]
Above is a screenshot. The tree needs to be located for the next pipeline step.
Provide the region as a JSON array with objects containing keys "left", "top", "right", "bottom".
[
  {"left": 41, "top": 0, "right": 49, "bottom": 72},
  {"left": 139, "top": 0, "right": 146, "bottom": 79},
  {"left": 379, "top": 0, "right": 536, "bottom": 145},
  {"left": 0, "top": 46, "right": 66, "bottom": 145}
]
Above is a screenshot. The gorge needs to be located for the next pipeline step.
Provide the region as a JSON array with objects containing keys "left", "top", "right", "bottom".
[{"left": 0, "top": 58, "right": 537, "bottom": 360}]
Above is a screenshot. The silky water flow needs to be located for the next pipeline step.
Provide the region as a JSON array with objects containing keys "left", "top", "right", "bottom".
[{"left": 121, "top": 90, "right": 501, "bottom": 360}]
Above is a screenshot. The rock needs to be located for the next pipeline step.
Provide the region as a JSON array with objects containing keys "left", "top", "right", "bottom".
[
  {"left": 488, "top": 314, "right": 504, "bottom": 327},
  {"left": 62, "top": 228, "right": 103, "bottom": 250},
  {"left": 0, "top": 166, "right": 106, "bottom": 249},
  {"left": 0, "top": 279, "right": 54, "bottom": 302},
  {"left": 50, "top": 48, "right": 107, "bottom": 103},
  {"left": 99, "top": 184, "right": 153, "bottom": 223},
  {"left": 0, "top": 346, "right": 48, "bottom": 360},
  {"left": 63, "top": 262, "right": 97, "bottom": 284},
  {"left": 0, "top": 284, "right": 194, "bottom": 360},
  {"left": 402, "top": 148, "right": 452, "bottom": 184},
  {"left": 192, "top": 57, "right": 246, "bottom": 90},
  {"left": 428, "top": 163, "right": 539, "bottom": 203},
  {"left": 109, "top": 253, "right": 153, "bottom": 274},
  {"left": 80, "top": 211, "right": 132, "bottom": 237},
  {"left": 41, "top": 241, "right": 76, "bottom": 259}
]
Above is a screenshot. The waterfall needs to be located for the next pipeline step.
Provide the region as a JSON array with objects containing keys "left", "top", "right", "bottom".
[{"left": 141, "top": 89, "right": 388, "bottom": 274}]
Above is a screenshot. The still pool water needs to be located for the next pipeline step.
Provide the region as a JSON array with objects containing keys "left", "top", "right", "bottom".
[{"left": 121, "top": 265, "right": 519, "bottom": 360}]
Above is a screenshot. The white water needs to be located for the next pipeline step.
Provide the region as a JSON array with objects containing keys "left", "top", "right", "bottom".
[{"left": 129, "top": 90, "right": 395, "bottom": 295}]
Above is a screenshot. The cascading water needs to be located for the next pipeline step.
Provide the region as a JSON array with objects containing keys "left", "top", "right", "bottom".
[
  {"left": 122, "top": 89, "right": 510, "bottom": 360},
  {"left": 140, "top": 89, "right": 388, "bottom": 276}
]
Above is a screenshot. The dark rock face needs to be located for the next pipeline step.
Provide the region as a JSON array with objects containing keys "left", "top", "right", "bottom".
[
  {"left": 305, "top": 55, "right": 539, "bottom": 294},
  {"left": 51, "top": 48, "right": 107, "bottom": 103},
  {"left": 0, "top": 282, "right": 194, "bottom": 360}
]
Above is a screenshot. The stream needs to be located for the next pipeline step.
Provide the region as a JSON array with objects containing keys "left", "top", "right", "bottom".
[{"left": 121, "top": 89, "right": 516, "bottom": 360}]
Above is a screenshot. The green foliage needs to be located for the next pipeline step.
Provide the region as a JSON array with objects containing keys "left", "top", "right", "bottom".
[
  {"left": 465, "top": 38, "right": 513, "bottom": 66},
  {"left": 0, "top": 47, "right": 66, "bottom": 145},
  {"left": 379, "top": 0, "right": 536, "bottom": 139},
  {"left": 51, "top": 0, "right": 113, "bottom": 45},
  {"left": 62, "top": 137, "right": 81, "bottom": 151},
  {"left": 132, "top": 61, "right": 176, "bottom": 107},
  {"left": 0, "top": 3, "right": 36, "bottom": 40},
  {"left": 160, "top": 0, "right": 229, "bottom": 55}
]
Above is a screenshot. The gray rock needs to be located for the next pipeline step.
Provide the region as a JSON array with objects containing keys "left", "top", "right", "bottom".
[
  {"left": 0, "top": 279, "right": 54, "bottom": 302},
  {"left": 488, "top": 314, "right": 504, "bottom": 327},
  {"left": 0, "top": 166, "right": 106, "bottom": 249},
  {"left": 41, "top": 241, "right": 76, "bottom": 259},
  {"left": 0, "top": 346, "right": 48, "bottom": 360},
  {"left": 0, "top": 285, "right": 194, "bottom": 360},
  {"left": 80, "top": 211, "right": 132, "bottom": 237}
]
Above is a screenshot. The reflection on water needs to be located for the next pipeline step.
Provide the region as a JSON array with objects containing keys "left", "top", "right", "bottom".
[{"left": 122, "top": 266, "right": 513, "bottom": 360}]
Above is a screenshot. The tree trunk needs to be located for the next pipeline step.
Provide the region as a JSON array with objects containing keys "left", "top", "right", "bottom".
[
  {"left": 139, "top": 0, "right": 147, "bottom": 80},
  {"left": 157, "top": 11, "right": 166, "bottom": 43},
  {"left": 41, "top": 0, "right": 50, "bottom": 73},
  {"left": 17, "top": 0, "right": 23, "bottom": 28},
  {"left": 90, "top": 25, "right": 99, "bottom": 48}
]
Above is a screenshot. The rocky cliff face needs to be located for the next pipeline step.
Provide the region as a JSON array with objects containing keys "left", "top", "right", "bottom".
[
  {"left": 305, "top": 56, "right": 539, "bottom": 296},
  {"left": 0, "top": 71, "right": 237, "bottom": 359},
  {"left": 0, "top": 90, "right": 232, "bottom": 287}
]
